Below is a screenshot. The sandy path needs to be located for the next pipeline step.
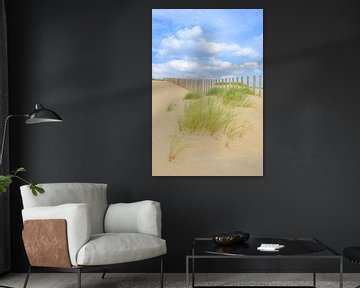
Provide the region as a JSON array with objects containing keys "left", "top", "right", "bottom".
[{"left": 152, "top": 80, "right": 263, "bottom": 176}]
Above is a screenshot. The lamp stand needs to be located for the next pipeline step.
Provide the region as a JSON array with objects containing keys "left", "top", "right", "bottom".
[
  {"left": 0, "top": 105, "right": 62, "bottom": 287},
  {"left": 0, "top": 114, "right": 28, "bottom": 169}
]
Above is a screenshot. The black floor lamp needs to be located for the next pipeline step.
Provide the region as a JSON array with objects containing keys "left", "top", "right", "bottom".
[
  {"left": 0, "top": 103, "right": 63, "bottom": 167},
  {"left": 0, "top": 103, "right": 62, "bottom": 288}
]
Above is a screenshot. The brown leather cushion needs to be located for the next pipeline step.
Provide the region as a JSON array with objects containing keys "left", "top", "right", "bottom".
[{"left": 23, "top": 219, "right": 72, "bottom": 268}]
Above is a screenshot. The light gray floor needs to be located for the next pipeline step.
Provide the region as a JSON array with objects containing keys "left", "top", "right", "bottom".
[
  {"left": 0, "top": 273, "right": 359, "bottom": 288},
  {"left": 0, "top": 273, "right": 360, "bottom": 288}
]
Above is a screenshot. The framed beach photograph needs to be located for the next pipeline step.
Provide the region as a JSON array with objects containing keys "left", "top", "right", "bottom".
[{"left": 152, "top": 9, "right": 263, "bottom": 176}]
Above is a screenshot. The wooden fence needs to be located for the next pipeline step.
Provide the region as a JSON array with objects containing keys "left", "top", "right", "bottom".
[{"left": 163, "top": 75, "right": 263, "bottom": 96}]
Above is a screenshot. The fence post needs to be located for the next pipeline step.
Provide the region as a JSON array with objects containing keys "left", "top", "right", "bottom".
[
  {"left": 253, "top": 75, "right": 256, "bottom": 95},
  {"left": 161, "top": 75, "right": 262, "bottom": 96}
]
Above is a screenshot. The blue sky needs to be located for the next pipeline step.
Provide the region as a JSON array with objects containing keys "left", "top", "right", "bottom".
[{"left": 152, "top": 9, "right": 263, "bottom": 79}]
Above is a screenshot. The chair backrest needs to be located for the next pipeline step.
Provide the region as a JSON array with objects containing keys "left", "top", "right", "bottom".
[{"left": 20, "top": 183, "right": 108, "bottom": 234}]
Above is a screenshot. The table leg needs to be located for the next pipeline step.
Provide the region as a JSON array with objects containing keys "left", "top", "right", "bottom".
[
  {"left": 192, "top": 257, "right": 195, "bottom": 288},
  {"left": 186, "top": 257, "right": 189, "bottom": 288},
  {"left": 313, "top": 254, "right": 316, "bottom": 287},
  {"left": 339, "top": 257, "right": 343, "bottom": 288},
  {"left": 192, "top": 247, "right": 195, "bottom": 288}
]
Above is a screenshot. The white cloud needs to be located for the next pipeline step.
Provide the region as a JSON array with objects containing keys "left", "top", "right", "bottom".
[
  {"left": 157, "top": 26, "right": 258, "bottom": 58},
  {"left": 152, "top": 59, "right": 198, "bottom": 78},
  {"left": 176, "top": 26, "right": 203, "bottom": 39},
  {"left": 152, "top": 9, "right": 263, "bottom": 78},
  {"left": 242, "top": 62, "right": 260, "bottom": 69},
  {"left": 204, "top": 42, "right": 257, "bottom": 57},
  {"left": 152, "top": 9, "right": 263, "bottom": 41},
  {"left": 232, "top": 47, "right": 258, "bottom": 57},
  {"left": 167, "top": 59, "right": 198, "bottom": 71},
  {"left": 152, "top": 57, "right": 261, "bottom": 79},
  {"left": 209, "top": 58, "right": 232, "bottom": 70}
]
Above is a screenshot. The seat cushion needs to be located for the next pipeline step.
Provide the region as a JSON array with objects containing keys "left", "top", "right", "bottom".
[
  {"left": 76, "top": 233, "right": 167, "bottom": 266},
  {"left": 344, "top": 247, "right": 360, "bottom": 263}
]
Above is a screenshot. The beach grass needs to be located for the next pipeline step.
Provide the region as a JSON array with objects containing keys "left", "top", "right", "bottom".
[
  {"left": 184, "top": 91, "right": 204, "bottom": 100},
  {"left": 178, "top": 98, "right": 235, "bottom": 135},
  {"left": 222, "top": 88, "right": 251, "bottom": 107},
  {"left": 168, "top": 132, "right": 186, "bottom": 161},
  {"left": 166, "top": 101, "right": 176, "bottom": 112},
  {"left": 207, "top": 87, "right": 252, "bottom": 107},
  {"left": 207, "top": 87, "right": 224, "bottom": 96},
  {"left": 225, "top": 123, "right": 248, "bottom": 147}
]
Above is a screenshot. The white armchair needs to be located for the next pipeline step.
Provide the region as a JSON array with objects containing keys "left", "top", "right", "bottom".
[{"left": 20, "top": 183, "right": 166, "bottom": 288}]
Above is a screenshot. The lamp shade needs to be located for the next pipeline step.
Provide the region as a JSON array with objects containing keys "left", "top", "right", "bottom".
[{"left": 25, "top": 104, "right": 63, "bottom": 124}]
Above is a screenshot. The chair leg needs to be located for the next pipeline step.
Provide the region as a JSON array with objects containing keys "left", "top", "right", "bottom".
[
  {"left": 101, "top": 270, "right": 107, "bottom": 279},
  {"left": 0, "top": 283, "right": 15, "bottom": 288},
  {"left": 160, "top": 257, "right": 164, "bottom": 288},
  {"left": 77, "top": 269, "right": 81, "bottom": 288},
  {"left": 23, "top": 266, "right": 31, "bottom": 288}
]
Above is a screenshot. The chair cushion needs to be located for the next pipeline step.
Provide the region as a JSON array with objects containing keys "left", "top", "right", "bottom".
[
  {"left": 105, "top": 201, "right": 162, "bottom": 237},
  {"left": 76, "top": 233, "right": 167, "bottom": 266},
  {"left": 21, "top": 183, "right": 108, "bottom": 234},
  {"left": 344, "top": 247, "right": 360, "bottom": 263},
  {"left": 22, "top": 204, "right": 91, "bottom": 266}
]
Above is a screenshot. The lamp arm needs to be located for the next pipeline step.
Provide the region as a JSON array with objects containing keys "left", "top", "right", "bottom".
[{"left": 0, "top": 114, "right": 28, "bottom": 169}]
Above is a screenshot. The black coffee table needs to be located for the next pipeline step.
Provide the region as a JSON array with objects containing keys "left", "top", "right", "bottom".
[{"left": 186, "top": 237, "right": 343, "bottom": 288}]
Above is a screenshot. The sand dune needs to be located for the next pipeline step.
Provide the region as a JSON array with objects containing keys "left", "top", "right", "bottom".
[{"left": 152, "top": 80, "right": 263, "bottom": 176}]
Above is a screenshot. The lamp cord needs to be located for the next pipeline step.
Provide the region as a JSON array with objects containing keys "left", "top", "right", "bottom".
[{"left": 0, "top": 114, "right": 28, "bottom": 170}]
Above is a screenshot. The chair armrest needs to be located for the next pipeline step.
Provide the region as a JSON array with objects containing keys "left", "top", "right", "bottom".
[
  {"left": 104, "top": 200, "right": 162, "bottom": 237},
  {"left": 22, "top": 203, "right": 91, "bottom": 266}
]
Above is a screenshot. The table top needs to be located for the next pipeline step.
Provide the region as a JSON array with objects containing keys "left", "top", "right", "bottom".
[{"left": 189, "top": 237, "right": 340, "bottom": 258}]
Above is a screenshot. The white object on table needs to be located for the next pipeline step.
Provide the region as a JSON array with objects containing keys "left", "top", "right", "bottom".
[{"left": 257, "top": 243, "right": 285, "bottom": 251}]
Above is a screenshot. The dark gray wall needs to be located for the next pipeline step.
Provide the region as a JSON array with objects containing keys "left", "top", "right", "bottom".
[
  {"left": 0, "top": 0, "right": 10, "bottom": 274},
  {"left": 5, "top": 0, "right": 360, "bottom": 272}
]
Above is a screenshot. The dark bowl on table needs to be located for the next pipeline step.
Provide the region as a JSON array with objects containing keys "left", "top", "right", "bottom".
[
  {"left": 212, "top": 234, "right": 238, "bottom": 245},
  {"left": 212, "top": 231, "right": 250, "bottom": 245}
]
